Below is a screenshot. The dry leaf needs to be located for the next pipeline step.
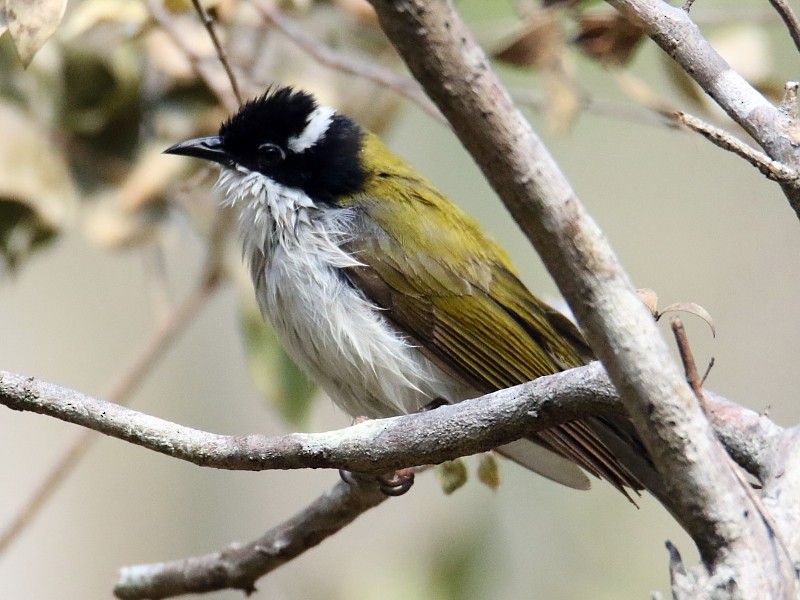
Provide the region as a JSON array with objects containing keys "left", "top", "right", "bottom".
[
  {"left": 0, "top": 100, "right": 74, "bottom": 274},
  {"left": 5, "top": 0, "right": 67, "bottom": 67},
  {"left": 636, "top": 288, "right": 659, "bottom": 317},
  {"left": 492, "top": 11, "right": 564, "bottom": 70},
  {"left": 614, "top": 69, "right": 676, "bottom": 116},
  {"left": 573, "top": 13, "right": 645, "bottom": 67},
  {"left": 491, "top": 11, "right": 580, "bottom": 131},
  {"left": 541, "top": 68, "right": 581, "bottom": 132},
  {"left": 657, "top": 302, "right": 716, "bottom": 337}
]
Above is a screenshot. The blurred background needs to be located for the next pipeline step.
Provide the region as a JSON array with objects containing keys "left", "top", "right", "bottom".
[{"left": 1, "top": 0, "right": 798, "bottom": 598}]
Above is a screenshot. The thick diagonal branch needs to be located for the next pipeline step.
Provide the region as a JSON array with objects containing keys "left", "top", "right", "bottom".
[{"left": 366, "top": 0, "right": 796, "bottom": 595}]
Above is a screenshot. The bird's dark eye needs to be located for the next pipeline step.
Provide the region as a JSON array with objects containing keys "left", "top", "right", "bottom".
[{"left": 258, "top": 143, "right": 286, "bottom": 167}]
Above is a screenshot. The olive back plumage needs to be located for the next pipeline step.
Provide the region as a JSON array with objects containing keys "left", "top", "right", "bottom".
[{"left": 342, "top": 134, "right": 647, "bottom": 497}]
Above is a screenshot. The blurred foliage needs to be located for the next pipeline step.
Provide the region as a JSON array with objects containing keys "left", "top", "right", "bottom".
[
  {"left": 477, "top": 453, "right": 501, "bottom": 490},
  {"left": 436, "top": 459, "right": 469, "bottom": 495},
  {"left": 425, "top": 516, "right": 495, "bottom": 600},
  {"left": 0, "top": 100, "right": 74, "bottom": 275},
  {"left": 0, "top": 0, "right": 793, "bottom": 427}
]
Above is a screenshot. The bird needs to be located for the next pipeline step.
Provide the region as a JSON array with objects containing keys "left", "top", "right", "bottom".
[{"left": 165, "top": 86, "right": 654, "bottom": 499}]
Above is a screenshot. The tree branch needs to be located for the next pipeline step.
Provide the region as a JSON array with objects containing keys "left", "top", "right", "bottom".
[
  {"left": 0, "top": 364, "right": 778, "bottom": 479},
  {"left": 114, "top": 476, "right": 388, "bottom": 600},
  {"left": 607, "top": 0, "right": 800, "bottom": 217},
  {"left": 768, "top": 0, "right": 800, "bottom": 55},
  {"left": 252, "top": 0, "right": 444, "bottom": 123},
  {"left": 0, "top": 363, "right": 786, "bottom": 599},
  {"left": 676, "top": 111, "right": 798, "bottom": 182},
  {"left": 366, "top": 0, "right": 797, "bottom": 595},
  {"left": 189, "top": 0, "right": 242, "bottom": 105}
]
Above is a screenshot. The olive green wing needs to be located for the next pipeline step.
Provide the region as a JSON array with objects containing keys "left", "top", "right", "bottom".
[
  {"left": 341, "top": 175, "right": 642, "bottom": 494},
  {"left": 342, "top": 174, "right": 591, "bottom": 391}
]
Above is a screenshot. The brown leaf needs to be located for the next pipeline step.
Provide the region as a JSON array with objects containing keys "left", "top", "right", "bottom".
[
  {"left": 657, "top": 302, "right": 716, "bottom": 338},
  {"left": 636, "top": 288, "right": 659, "bottom": 317},
  {"left": 5, "top": 0, "right": 67, "bottom": 67},
  {"left": 573, "top": 13, "right": 645, "bottom": 67},
  {"left": 613, "top": 69, "right": 676, "bottom": 116},
  {"left": 541, "top": 68, "right": 581, "bottom": 132},
  {"left": 492, "top": 11, "right": 564, "bottom": 70},
  {"left": 490, "top": 11, "right": 580, "bottom": 131}
]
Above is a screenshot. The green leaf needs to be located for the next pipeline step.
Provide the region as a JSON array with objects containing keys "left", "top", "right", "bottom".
[
  {"left": 435, "top": 459, "right": 468, "bottom": 495},
  {"left": 477, "top": 454, "right": 501, "bottom": 490},
  {"left": 239, "top": 304, "right": 316, "bottom": 428}
]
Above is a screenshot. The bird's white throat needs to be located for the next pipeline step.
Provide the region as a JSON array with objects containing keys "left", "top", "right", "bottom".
[{"left": 214, "top": 167, "right": 466, "bottom": 418}]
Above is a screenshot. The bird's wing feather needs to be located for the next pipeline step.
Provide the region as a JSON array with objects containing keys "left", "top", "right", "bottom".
[{"left": 339, "top": 156, "right": 642, "bottom": 495}]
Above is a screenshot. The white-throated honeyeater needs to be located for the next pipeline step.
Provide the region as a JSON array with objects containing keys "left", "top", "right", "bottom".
[{"left": 166, "top": 86, "right": 654, "bottom": 499}]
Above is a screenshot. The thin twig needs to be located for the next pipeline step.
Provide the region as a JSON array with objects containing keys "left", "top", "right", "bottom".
[
  {"left": 608, "top": 0, "right": 800, "bottom": 217},
  {"left": 189, "top": 0, "right": 243, "bottom": 105},
  {"left": 252, "top": 0, "right": 445, "bottom": 123},
  {"left": 144, "top": 0, "right": 239, "bottom": 111},
  {"left": 676, "top": 111, "right": 798, "bottom": 182},
  {"left": 671, "top": 319, "right": 794, "bottom": 571},
  {"left": 0, "top": 209, "right": 230, "bottom": 557},
  {"left": 368, "top": 0, "right": 797, "bottom": 592},
  {"left": 511, "top": 88, "right": 675, "bottom": 128},
  {"left": 768, "top": 0, "right": 800, "bottom": 55},
  {"left": 670, "top": 317, "right": 704, "bottom": 402}
]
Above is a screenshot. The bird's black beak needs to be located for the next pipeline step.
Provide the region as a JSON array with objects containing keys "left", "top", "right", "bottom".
[{"left": 164, "top": 136, "right": 232, "bottom": 166}]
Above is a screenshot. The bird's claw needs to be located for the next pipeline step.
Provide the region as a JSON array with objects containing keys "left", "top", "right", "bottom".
[
  {"left": 377, "top": 468, "right": 415, "bottom": 496},
  {"left": 339, "top": 467, "right": 415, "bottom": 496}
]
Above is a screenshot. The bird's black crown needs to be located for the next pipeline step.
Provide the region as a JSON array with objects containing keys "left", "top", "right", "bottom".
[{"left": 218, "top": 87, "right": 367, "bottom": 202}]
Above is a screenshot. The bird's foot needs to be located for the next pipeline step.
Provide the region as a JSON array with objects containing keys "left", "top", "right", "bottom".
[
  {"left": 339, "top": 467, "right": 416, "bottom": 497},
  {"left": 340, "top": 415, "right": 416, "bottom": 496}
]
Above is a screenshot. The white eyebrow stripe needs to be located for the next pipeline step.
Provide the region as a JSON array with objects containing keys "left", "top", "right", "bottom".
[{"left": 287, "top": 105, "right": 336, "bottom": 153}]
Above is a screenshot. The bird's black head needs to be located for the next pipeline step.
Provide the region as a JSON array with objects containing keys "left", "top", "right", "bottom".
[{"left": 165, "top": 87, "right": 367, "bottom": 203}]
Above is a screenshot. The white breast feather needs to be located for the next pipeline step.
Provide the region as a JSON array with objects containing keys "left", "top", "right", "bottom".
[{"left": 215, "top": 168, "right": 467, "bottom": 418}]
